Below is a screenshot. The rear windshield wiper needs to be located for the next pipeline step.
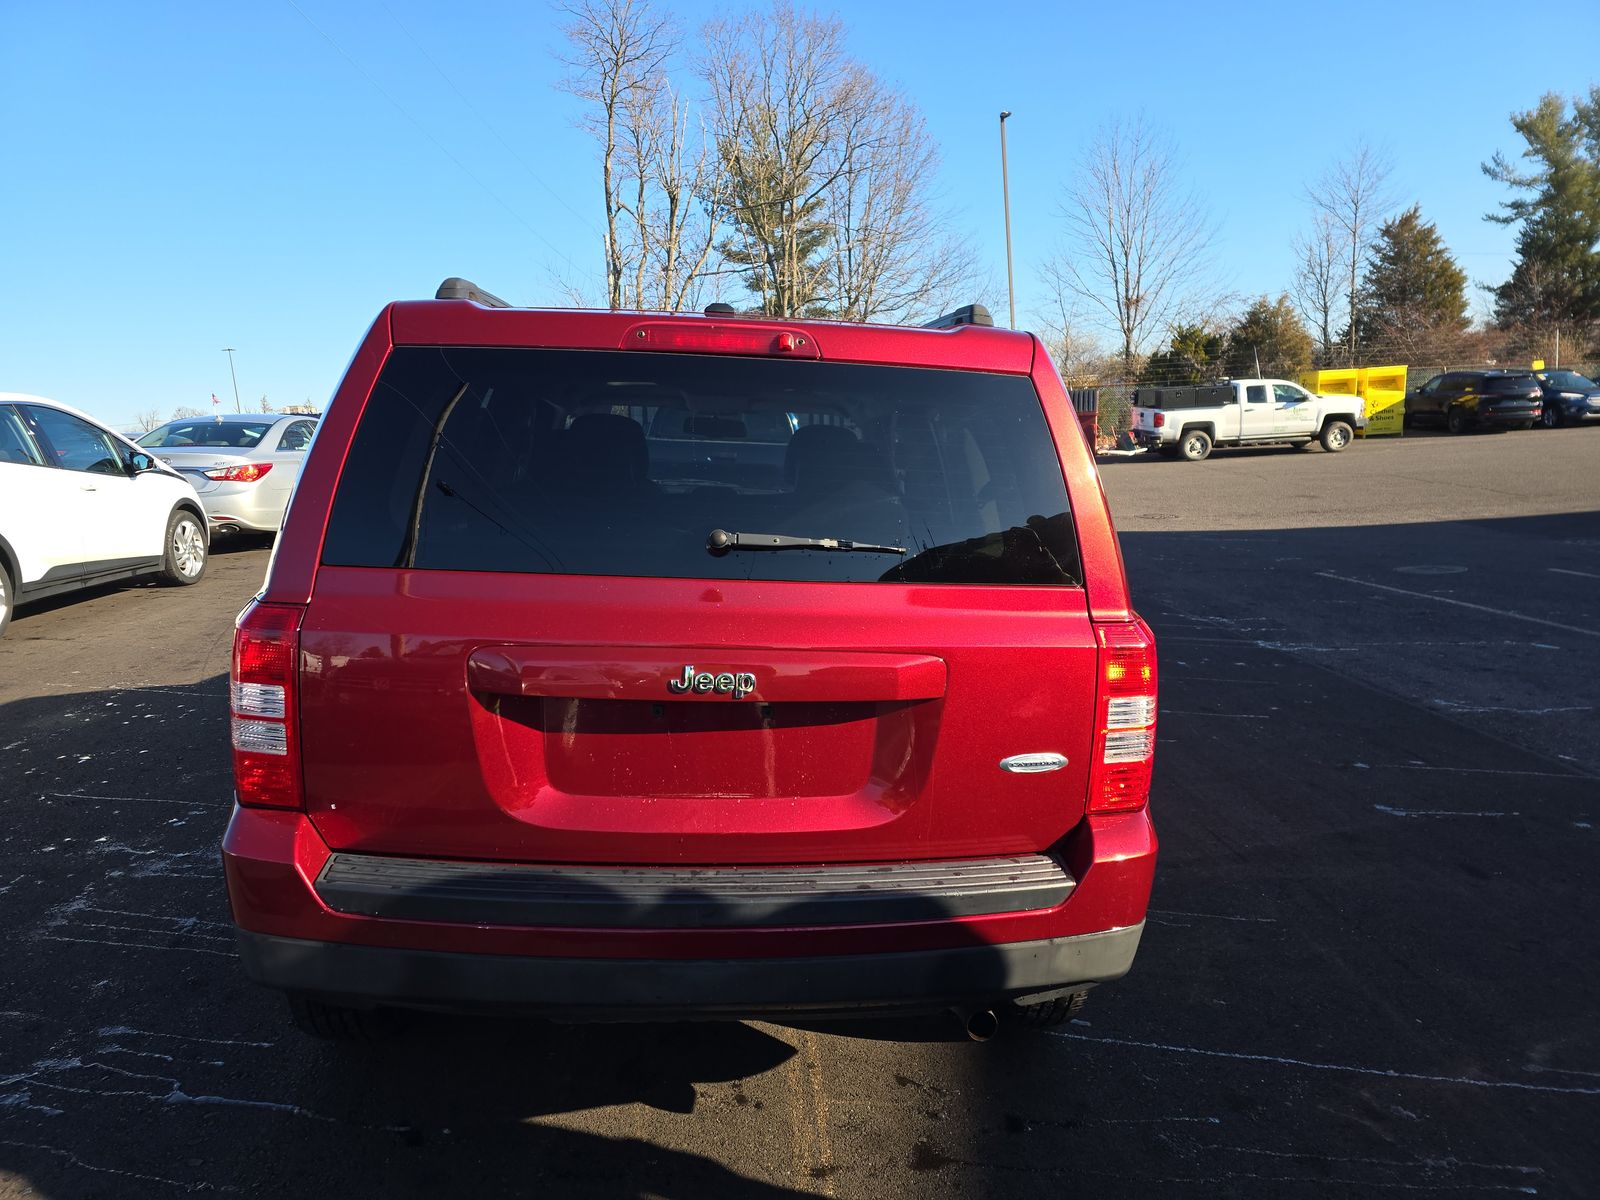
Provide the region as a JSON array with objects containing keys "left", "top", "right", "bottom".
[{"left": 707, "top": 528, "right": 906, "bottom": 556}]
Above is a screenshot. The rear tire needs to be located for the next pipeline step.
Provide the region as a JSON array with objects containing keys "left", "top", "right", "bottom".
[
  {"left": 1008, "top": 989, "right": 1089, "bottom": 1030},
  {"left": 1320, "top": 420, "right": 1353, "bottom": 452},
  {"left": 159, "top": 508, "right": 208, "bottom": 585},
  {"left": 1541, "top": 404, "right": 1562, "bottom": 429},
  {"left": 0, "top": 558, "right": 14, "bottom": 638},
  {"left": 1179, "top": 430, "right": 1212, "bottom": 461},
  {"left": 1446, "top": 406, "right": 1467, "bottom": 435},
  {"left": 287, "top": 993, "right": 402, "bottom": 1042}
]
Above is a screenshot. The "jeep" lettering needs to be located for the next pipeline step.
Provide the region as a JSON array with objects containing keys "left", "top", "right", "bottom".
[{"left": 667, "top": 665, "right": 757, "bottom": 700}]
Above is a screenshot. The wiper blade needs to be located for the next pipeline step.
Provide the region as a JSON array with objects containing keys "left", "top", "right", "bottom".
[{"left": 707, "top": 528, "right": 906, "bottom": 556}]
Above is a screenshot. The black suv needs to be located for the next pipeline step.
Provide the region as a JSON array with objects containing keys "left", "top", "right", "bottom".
[{"left": 1405, "top": 370, "right": 1543, "bottom": 434}]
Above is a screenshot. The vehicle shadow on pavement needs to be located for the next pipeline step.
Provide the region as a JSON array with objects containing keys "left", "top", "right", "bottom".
[
  {"left": 287, "top": 1020, "right": 824, "bottom": 1198},
  {"left": 0, "top": 674, "right": 1014, "bottom": 1199}
]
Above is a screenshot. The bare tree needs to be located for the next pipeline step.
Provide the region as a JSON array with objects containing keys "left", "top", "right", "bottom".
[
  {"left": 700, "top": 3, "right": 973, "bottom": 321},
  {"left": 558, "top": 0, "right": 678, "bottom": 310},
  {"left": 1035, "top": 282, "right": 1107, "bottom": 387},
  {"left": 131, "top": 408, "right": 163, "bottom": 434},
  {"left": 1308, "top": 144, "right": 1392, "bottom": 356},
  {"left": 619, "top": 74, "right": 728, "bottom": 310},
  {"left": 1047, "top": 116, "right": 1215, "bottom": 377},
  {"left": 817, "top": 76, "right": 979, "bottom": 322},
  {"left": 171, "top": 406, "right": 205, "bottom": 419},
  {"left": 1291, "top": 211, "right": 1342, "bottom": 361},
  {"left": 561, "top": 0, "right": 729, "bottom": 311},
  {"left": 700, "top": 5, "right": 850, "bottom": 317}
]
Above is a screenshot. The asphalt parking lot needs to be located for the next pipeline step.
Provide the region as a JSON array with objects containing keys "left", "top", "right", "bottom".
[{"left": 2, "top": 425, "right": 1597, "bottom": 1199}]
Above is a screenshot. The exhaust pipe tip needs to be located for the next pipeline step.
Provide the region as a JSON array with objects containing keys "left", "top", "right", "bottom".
[{"left": 961, "top": 1008, "right": 1000, "bottom": 1042}]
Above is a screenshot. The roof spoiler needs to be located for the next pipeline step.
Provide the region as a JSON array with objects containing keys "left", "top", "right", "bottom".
[
  {"left": 435, "top": 277, "right": 510, "bottom": 308},
  {"left": 921, "top": 304, "right": 995, "bottom": 330}
]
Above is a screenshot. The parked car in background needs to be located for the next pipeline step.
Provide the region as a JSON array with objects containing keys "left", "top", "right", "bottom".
[
  {"left": 1533, "top": 369, "right": 1600, "bottom": 428},
  {"left": 1129, "top": 378, "right": 1363, "bottom": 461},
  {"left": 138, "top": 413, "right": 319, "bottom": 536},
  {"left": 0, "top": 393, "right": 208, "bottom": 637},
  {"left": 1404, "top": 370, "right": 1543, "bottom": 433},
  {"left": 223, "top": 282, "right": 1159, "bottom": 1041}
]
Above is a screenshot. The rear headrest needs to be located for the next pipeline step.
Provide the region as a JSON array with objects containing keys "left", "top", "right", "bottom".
[
  {"left": 784, "top": 424, "right": 883, "bottom": 493},
  {"left": 563, "top": 412, "right": 649, "bottom": 489}
]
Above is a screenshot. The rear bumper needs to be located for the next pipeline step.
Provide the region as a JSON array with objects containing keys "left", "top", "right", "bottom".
[
  {"left": 201, "top": 485, "right": 285, "bottom": 533},
  {"left": 313, "top": 849, "right": 1076, "bottom": 927},
  {"left": 235, "top": 923, "right": 1144, "bottom": 1019},
  {"left": 222, "top": 804, "right": 1158, "bottom": 1017},
  {"left": 1477, "top": 405, "right": 1540, "bottom": 426}
]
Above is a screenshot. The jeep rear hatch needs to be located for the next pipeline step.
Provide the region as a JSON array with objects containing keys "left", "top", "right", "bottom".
[{"left": 297, "top": 346, "right": 1101, "bottom": 865}]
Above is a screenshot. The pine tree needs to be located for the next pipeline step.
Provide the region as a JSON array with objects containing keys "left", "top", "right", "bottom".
[
  {"left": 1352, "top": 205, "right": 1469, "bottom": 361},
  {"left": 1483, "top": 89, "right": 1600, "bottom": 331},
  {"left": 1223, "top": 296, "right": 1313, "bottom": 378},
  {"left": 1137, "top": 325, "right": 1225, "bottom": 385},
  {"left": 715, "top": 140, "right": 833, "bottom": 317}
]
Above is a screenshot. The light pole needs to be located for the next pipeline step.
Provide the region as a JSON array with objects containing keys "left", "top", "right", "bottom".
[
  {"left": 999, "top": 111, "right": 1017, "bottom": 330},
  {"left": 222, "top": 348, "right": 241, "bottom": 413}
]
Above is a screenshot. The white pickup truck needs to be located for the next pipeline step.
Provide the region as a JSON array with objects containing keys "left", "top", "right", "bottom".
[{"left": 1130, "top": 379, "right": 1365, "bottom": 461}]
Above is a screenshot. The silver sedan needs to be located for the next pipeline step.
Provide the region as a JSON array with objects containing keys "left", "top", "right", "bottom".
[{"left": 137, "top": 413, "right": 319, "bottom": 536}]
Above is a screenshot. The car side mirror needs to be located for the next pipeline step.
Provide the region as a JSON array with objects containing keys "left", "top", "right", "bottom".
[{"left": 130, "top": 452, "right": 157, "bottom": 474}]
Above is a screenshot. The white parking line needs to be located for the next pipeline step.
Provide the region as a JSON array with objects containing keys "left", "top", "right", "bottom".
[
  {"left": 1374, "top": 805, "right": 1517, "bottom": 819},
  {"left": 1049, "top": 1030, "right": 1600, "bottom": 1096},
  {"left": 1316, "top": 572, "right": 1599, "bottom": 638},
  {"left": 1549, "top": 568, "right": 1600, "bottom": 580}
]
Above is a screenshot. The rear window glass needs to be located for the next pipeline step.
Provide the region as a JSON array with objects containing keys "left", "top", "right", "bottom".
[
  {"left": 322, "top": 347, "right": 1080, "bottom": 586},
  {"left": 139, "top": 420, "right": 274, "bottom": 448},
  {"left": 1482, "top": 375, "right": 1536, "bottom": 395}
]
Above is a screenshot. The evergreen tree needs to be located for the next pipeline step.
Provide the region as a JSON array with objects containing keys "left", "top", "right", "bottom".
[
  {"left": 1483, "top": 89, "right": 1600, "bottom": 329},
  {"left": 1352, "top": 205, "right": 1469, "bottom": 360},
  {"left": 1137, "top": 324, "right": 1225, "bottom": 385},
  {"left": 715, "top": 138, "right": 833, "bottom": 316},
  {"left": 1223, "top": 296, "right": 1313, "bottom": 378}
]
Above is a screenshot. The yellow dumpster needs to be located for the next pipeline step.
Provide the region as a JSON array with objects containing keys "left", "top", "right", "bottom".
[
  {"left": 1301, "top": 366, "right": 1407, "bottom": 437},
  {"left": 1359, "top": 366, "right": 1407, "bottom": 437}
]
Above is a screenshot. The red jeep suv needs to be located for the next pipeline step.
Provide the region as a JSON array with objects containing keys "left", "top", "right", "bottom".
[{"left": 222, "top": 281, "right": 1158, "bottom": 1039}]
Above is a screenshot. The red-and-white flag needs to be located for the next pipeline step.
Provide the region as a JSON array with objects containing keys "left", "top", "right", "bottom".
[{"left": 211, "top": 393, "right": 220, "bottom": 407}]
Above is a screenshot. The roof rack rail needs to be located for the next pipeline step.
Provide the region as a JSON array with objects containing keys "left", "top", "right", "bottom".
[
  {"left": 436, "top": 277, "right": 510, "bottom": 308},
  {"left": 921, "top": 304, "right": 995, "bottom": 330}
]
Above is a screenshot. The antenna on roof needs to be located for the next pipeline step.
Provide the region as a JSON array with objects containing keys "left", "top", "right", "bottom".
[
  {"left": 435, "top": 278, "right": 510, "bottom": 308},
  {"left": 922, "top": 304, "right": 995, "bottom": 330}
]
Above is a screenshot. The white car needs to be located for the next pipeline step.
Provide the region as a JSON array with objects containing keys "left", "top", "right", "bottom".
[
  {"left": 0, "top": 393, "right": 209, "bottom": 637},
  {"left": 137, "top": 413, "right": 319, "bottom": 536}
]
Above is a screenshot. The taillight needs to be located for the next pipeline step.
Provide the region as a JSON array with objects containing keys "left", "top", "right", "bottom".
[
  {"left": 1153, "top": 412, "right": 1165, "bottom": 428},
  {"left": 205, "top": 462, "right": 273, "bottom": 483},
  {"left": 1089, "top": 619, "right": 1157, "bottom": 813},
  {"left": 230, "top": 601, "right": 303, "bottom": 809}
]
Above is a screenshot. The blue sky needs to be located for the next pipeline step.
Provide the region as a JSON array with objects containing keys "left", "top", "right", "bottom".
[{"left": 2, "top": 1, "right": 1595, "bottom": 431}]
